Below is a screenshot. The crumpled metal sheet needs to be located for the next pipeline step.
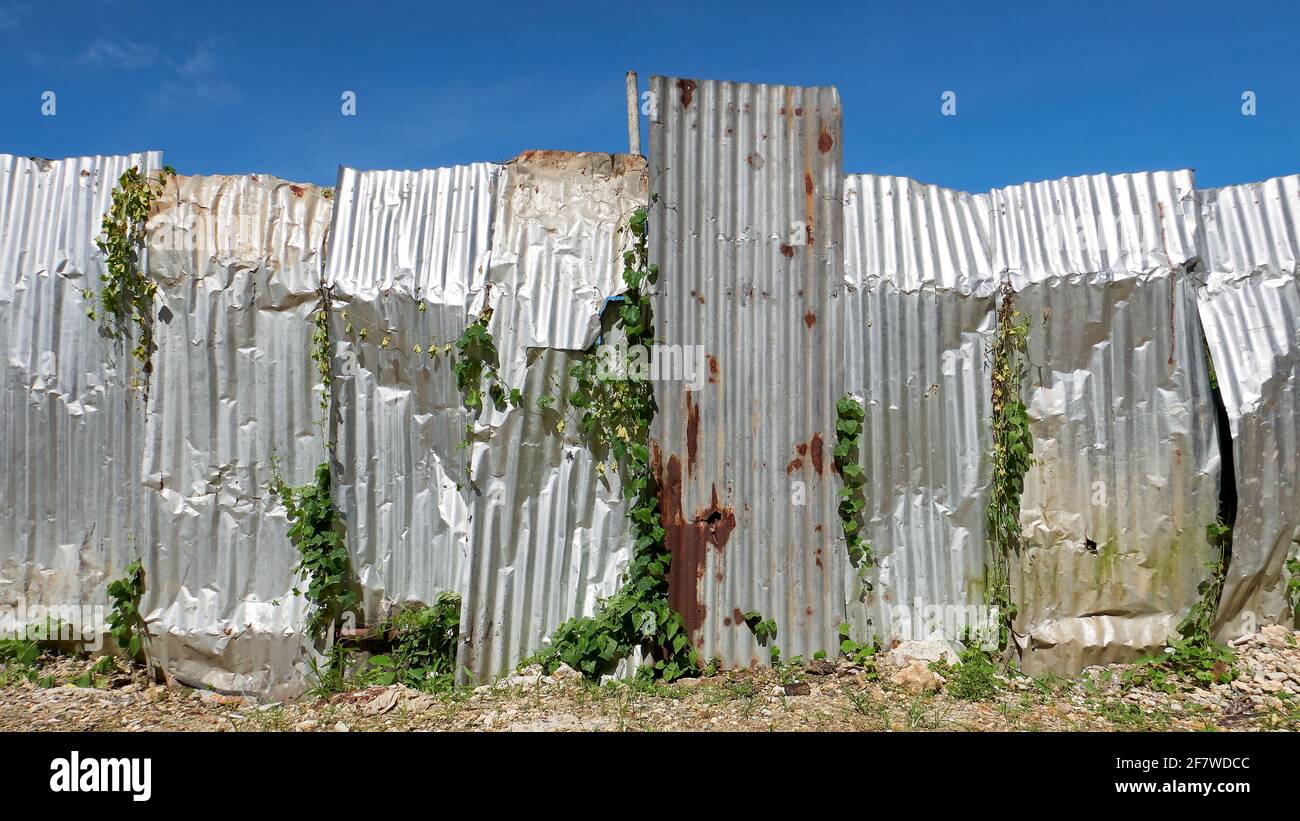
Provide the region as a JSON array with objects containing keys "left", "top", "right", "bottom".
[
  {"left": 993, "top": 171, "right": 1222, "bottom": 674},
  {"left": 142, "top": 173, "right": 333, "bottom": 699},
  {"left": 649, "top": 76, "right": 848, "bottom": 666},
  {"left": 1195, "top": 175, "right": 1300, "bottom": 635},
  {"left": 326, "top": 157, "right": 640, "bottom": 679},
  {"left": 0, "top": 152, "right": 160, "bottom": 629},
  {"left": 325, "top": 163, "right": 495, "bottom": 641},
  {"left": 484, "top": 151, "right": 648, "bottom": 385},
  {"left": 840, "top": 174, "right": 997, "bottom": 648}
]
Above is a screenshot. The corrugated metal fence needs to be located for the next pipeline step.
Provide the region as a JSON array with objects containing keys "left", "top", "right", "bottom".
[{"left": 1, "top": 74, "right": 1296, "bottom": 696}]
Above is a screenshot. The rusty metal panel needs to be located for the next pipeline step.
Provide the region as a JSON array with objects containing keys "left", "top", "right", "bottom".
[
  {"left": 141, "top": 174, "right": 332, "bottom": 698},
  {"left": 649, "top": 76, "right": 846, "bottom": 666},
  {"left": 841, "top": 174, "right": 997, "bottom": 648},
  {"left": 992, "top": 171, "right": 1222, "bottom": 674},
  {"left": 0, "top": 152, "right": 160, "bottom": 629},
  {"left": 1196, "top": 175, "right": 1300, "bottom": 635}
]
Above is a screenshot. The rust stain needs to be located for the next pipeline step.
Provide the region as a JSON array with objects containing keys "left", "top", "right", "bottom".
[
  {"left": 815, "top": 548, "right": 824, "bottom": 569},
  {"left": 685, "top": 393, "right": 700, "bottom": 477},
  {"left": 677, "top": 78, "right": 697, "bottom": 109},
  {"left": 707, "top": 354, "right": 719, "bottom": 384},
  {"left": 818, "top": 125, "right": 834, "bottom": 153},
  {"left": 809, "top": 433, "right": 824, "bottom": 475},
  {"left": 654, "top": 447, "right": 736, "bottom": 648},
  {"left": 794, "top": 106, "right": 804, "bottom": 116},
  {"left": 803, "top": 311, "right": 817, "bottom": 328},
  {"left": 780, "top": 243, "right": 794, "bottom": 258},
  {"left": 785, "top": 457, "right": 803, "bottom": 474},
  {"left": 796, "top": 443, "right": 808, "bottom": 456},
  {"left": 804, "top": 172, "right": 815, "bottom": 244},
  {"left": 289, "top": 184, "right": 305, "bottom": 198}
]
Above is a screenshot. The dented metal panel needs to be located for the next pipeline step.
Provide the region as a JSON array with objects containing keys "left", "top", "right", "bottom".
[
  {"left": 649, "top": 76, "right": 846, "bottom": 666},
  {"left": 463, "top": 152, "right": 643, "bottom": 675},
  {"left": 142, "top": 173, "right": 332, "bottom": 699},
  {"left": 1196, "top": 175, "right": 1300, "bottom": 635},
  {"left": 324, "top": 163, "right": 494, "bottom": 644},
  {"left": 0, "top": 152, "right": 160, "bottom": 625},
  {"left": 484, "top": 151, "right": 648, "bottom": 384},
  {"left": 992, "top": 171, "right": 1222, "bottom": 673},
  {"left": 326, "top": 157, "right": 640, "bottom": 679},
  {"left": 841, "top": 175, "right": 997, "bottom": 648}
]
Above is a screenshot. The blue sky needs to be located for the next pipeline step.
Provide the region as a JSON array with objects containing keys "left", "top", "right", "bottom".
[{"left": 2, "top": 0, "right": 1297, "bottom": 191}]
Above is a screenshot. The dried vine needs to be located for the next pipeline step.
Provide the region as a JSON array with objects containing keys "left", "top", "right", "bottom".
[{"left": 987, "top": 281, "right": 1032, "bottom": 650}]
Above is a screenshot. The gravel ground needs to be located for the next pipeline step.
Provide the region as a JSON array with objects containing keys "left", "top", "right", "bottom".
[{"left": 2, "top": 625, "right": 1297, "bottom": 733}]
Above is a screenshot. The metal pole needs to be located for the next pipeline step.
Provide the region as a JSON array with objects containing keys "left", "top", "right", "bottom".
[{"left": 625, "top": 71, "right": 640, "bottom": 156}]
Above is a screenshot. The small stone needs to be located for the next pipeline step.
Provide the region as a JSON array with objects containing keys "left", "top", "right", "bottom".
[
  {"left": 891, "top": 660, "right": 942, "bottom": 695},
  {"left": 294, "top": 719, "right": 319, "bottom": 732},
  {"left": 783, "top": 681, "right": 812, "bottom": 696},
  {"left": 549, "top": 663, "right": 583, "bottom": 683},
  {"left": 334, "top": 721, "right": 350, "bottom": 732}
]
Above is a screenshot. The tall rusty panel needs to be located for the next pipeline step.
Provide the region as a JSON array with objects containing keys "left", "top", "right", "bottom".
[{"left": 649, "top": 76, "right": 845, "bottom": 666}]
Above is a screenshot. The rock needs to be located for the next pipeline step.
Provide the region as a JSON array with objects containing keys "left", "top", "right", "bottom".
[
  {"left": 365, "top": 687, "right": 401, "bottom": 716},
  {"left": 886, "top": 631, "right": 961, "bottom": 668},
  {"left": 549, "top": 663, "right": 583, "bottom": 683},
  {"left": 805, "top": 659, "right": 836, "bottom": 676},
  {"left": 293, "top": 719, "right": 319, "bottom": 732},
  {"left": 783, "top": 681, "right": 812, "bottom": 696},
  {"left": 891, "top": 661, "right": 942, "bottom": 695},
  {"left": 334, "top": 721, "right": 350, "bottom": 732}
]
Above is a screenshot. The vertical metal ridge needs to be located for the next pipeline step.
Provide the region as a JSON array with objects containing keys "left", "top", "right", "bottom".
[{"left": 650, "top": 76, "right": 845, "bottom": 666}]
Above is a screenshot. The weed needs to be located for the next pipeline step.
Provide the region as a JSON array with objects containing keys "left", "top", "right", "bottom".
[
  {"left": 945, "top": 646, "right": 1000, "bottom": 701},
  {"left": 742, "top": 611, "right": 777, "bottom": 646},
  {"left": 364, "top": 592, "right": 462, "bottom": 692},
  {"left": 107, "top": 559, "right": 151, "bottom": 671}
]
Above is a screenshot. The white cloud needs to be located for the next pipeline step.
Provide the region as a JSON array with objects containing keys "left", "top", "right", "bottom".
[{"left": 78, "top": 38, "right": 161, "bottom": 69}]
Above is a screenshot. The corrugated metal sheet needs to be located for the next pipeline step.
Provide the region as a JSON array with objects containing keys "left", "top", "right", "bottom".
[
  {"left": 463, "top": 152, "right": 644, "bottom": 675},
  {"left": 325, "top": 156, "right": 642, "bottom": 679},
  {"left": 4, "top": 137, "right": 1298, "bottom": 696},
  {"left": 0, "top": 152, "right": 160, "bottom": 628},
  {"left": 1196, "top": 175, "right": 1300, "bottom": 635},
  {"left": 324, "top": 163, "right": 494, "bottom": 646},
  {"left": 992, "top": 171, "right": 1222, "bottom": 673},
  {"left": 649, "top": 76, "right": 847, "bottom": 666},
  {"left": 840, "top": 174, "right": 997, "bottom": 648},
  {"left": 141, "top": 173, "right": 333, "bottom": 698}
]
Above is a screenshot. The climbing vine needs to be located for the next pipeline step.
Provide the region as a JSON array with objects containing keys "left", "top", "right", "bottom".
[
  {"left": 88, "top": 164, "right": 176, "bottom": 390},
  {"left": 833, "top": 395, "right": 872, "bottom": 593},
  {"left": 270, "top": 293, "right": 356, "bottom": 645},
  {"left": 311, "top": 291, "right": 334, "bottom": 420},
  {"left": 452, "top": 306, "right": 520, "bottom": 446},
  {"left": 535, "top": 205, "right": 698, "bottom": 682},
  {"left": 986, "top": 281, "right": 1032, "bottom": 650},
  {"left": 272, "top": 460, "right": 356, "bottom": 643}
]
